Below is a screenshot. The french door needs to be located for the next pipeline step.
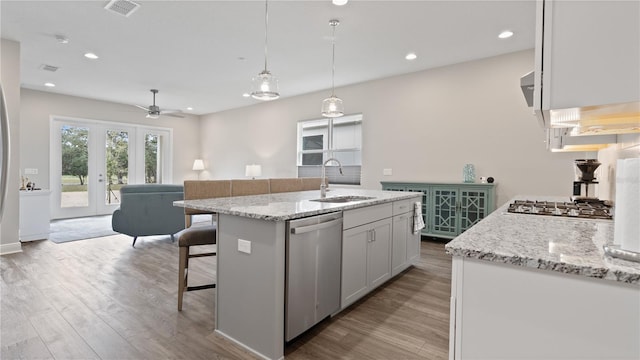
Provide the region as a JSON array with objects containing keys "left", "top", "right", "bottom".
[{"left": 51, "top": 117, "right": 172, "bottom": 219}]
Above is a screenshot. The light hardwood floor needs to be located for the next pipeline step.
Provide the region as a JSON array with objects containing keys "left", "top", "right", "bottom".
[{"left": 1, "top": 235, "right": 451, "bottom": 359}]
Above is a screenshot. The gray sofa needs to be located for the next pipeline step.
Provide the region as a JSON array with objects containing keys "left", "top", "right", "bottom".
[{"left": 112, "top": 184, "right": 186, "bottom": 247}]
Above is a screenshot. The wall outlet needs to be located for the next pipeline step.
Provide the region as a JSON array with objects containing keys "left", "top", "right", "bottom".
[
  {"left": 238, "top": 239, "right": 251, "bottom": 254},
  {"left": 24, "top": 168, "right": 38, "bottom": 175},
  {"left": 383, "top": 168, "right": 393, "bottom": 176}
]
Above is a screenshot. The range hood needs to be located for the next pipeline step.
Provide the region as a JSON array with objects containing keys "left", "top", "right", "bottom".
[
  {"left": 520, "top": 71, "right": 534, "bottom": 107},
  {"left": 547, "top": 128, "right": 617, "bottom": 152},
  {"left": 520, "top": 71, "right": 639, "bottom": 140},
  {"left": 549, "top": 101, "right": 640, "bottom": 136}
]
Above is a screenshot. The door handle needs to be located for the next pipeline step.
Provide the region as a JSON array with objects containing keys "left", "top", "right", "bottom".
[{"left": 290, "top": 218, "right": 343, "bottom": 234}]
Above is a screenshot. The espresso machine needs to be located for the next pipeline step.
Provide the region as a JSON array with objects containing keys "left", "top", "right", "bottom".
[{"left": 572, "top": 159, "right": 601, "bottom": 203}]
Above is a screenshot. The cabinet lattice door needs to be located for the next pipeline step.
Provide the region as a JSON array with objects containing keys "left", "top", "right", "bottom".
[
  {"left": 459, "top": 190, "right": 488, "bottom": 232},
  {"left": 431, "top": 187, "right": 458, "bottom": 237}
]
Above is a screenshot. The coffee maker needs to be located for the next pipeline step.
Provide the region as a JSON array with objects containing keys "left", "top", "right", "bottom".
[{"left": 572, "top": 159, "right": 601, "bottom": 202}]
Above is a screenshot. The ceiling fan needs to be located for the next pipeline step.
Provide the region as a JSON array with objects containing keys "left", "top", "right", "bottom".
[{"left": 134, "top": 89, "right": 184, "bottom": 119}]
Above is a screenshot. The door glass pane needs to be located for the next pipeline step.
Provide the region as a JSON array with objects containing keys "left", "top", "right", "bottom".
[
  {"left": 60, "top": 125, "right": 88, "bottom": 208},
  {"left": 145, "top": 134, "right": 159, "bottom": 183},
  {"left": 105, "top": 130, "right": 129, "bottom": 205}
]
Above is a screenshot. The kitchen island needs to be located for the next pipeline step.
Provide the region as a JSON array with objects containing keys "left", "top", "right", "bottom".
[
  {"left": 445, "top": 196, "right": 640, "bottom": 360},
  {"left": 175, "top": 188, "right": 421, "bottom": 360}
]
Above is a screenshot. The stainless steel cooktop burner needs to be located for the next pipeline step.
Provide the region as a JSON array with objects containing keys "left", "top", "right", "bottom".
[{"left": 507, "top": 200, "right": 612, "bottom": 220}]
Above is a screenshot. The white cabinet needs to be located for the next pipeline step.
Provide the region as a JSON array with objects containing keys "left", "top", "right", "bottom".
[
  {"left": 341, "top": 203, "right": 392, "bottom": 309},
  {"left": 449, "top": 257, "right": 640, "bottom": 360},
  {"left": 19, "top": 190, "right": 51, "bottom": 241},
  {"left": 391, "top": 199, "right": 420, "bottom": 277},
  {"left": 534, "top": 0, "right": 640, "bottom": 127}
]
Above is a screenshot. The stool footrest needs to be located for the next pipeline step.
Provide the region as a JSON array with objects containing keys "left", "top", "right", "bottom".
[
  {"left": 186, "top": 284, "right": 216, "bottom": 291},
  {"left": 189, "top": 252, "right": 216, "bottom": 258}
]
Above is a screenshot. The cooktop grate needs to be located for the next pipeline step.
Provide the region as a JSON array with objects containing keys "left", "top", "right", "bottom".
[{"left": 507, "top": 200, "right": 612, "bottom": 220}]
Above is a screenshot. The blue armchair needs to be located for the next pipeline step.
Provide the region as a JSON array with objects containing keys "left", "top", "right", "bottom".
[{"left": 112, "top": 184, "right": 186, "bottom": 247}]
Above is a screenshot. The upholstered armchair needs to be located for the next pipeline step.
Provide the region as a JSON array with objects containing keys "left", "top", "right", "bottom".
[{"left": 112, "top": 184, "right": 186, "bottom": 247}]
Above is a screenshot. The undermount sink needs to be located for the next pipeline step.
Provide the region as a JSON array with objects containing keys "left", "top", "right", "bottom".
[{"left": 310, "top": 195, "right": 376, "bottom": 203}]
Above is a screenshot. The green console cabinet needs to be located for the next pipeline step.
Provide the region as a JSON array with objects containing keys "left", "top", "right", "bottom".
[{"left": 381, "top": 182, "right": 495, "bottom": 239}]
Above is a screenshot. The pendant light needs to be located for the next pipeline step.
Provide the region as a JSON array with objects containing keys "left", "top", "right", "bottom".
[
  {"left": 250, "top": 0, "right": 279, "bottom": 101},
  {"left": 321, "top": 19, "right": 344, "bottom": 118}
]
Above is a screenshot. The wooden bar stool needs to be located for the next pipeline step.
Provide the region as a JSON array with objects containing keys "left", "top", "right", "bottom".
[{"left": 178, "top": 224, "right": 217, "bottom": 311}]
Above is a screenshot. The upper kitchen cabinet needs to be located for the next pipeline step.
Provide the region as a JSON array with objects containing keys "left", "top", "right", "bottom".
[{"left": 533, "top": 0, "right": 640, "bottom": 133}]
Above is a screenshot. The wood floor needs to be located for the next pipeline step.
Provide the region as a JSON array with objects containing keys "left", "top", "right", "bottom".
[{"left": 1, "top": 234, "right": 452, "bottom": 360}]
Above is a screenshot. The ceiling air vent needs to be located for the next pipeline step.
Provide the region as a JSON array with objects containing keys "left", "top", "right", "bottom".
[
  {"left": 104, "top": 0, "right": 140, "bottom": 17},
  {"left": 40, "top": 64, "right": 59, "bottom": 72}
]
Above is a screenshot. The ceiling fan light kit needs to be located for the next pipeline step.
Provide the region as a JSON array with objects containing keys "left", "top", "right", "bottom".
[
  {"left": 321, "top": 19, "right": 344, "bottom": 118},
  {"left": 250, "top": 0, "right": 280, "bottom": 101}
]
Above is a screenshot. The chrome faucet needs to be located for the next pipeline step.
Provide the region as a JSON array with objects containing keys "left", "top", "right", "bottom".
[{"left": 320, "top": 158, "right": 343, "bottom": 198}]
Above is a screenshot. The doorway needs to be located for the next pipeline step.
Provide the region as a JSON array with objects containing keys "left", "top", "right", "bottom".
[{"left": 50, "top": 117, "right": 172, "bottom": 220}]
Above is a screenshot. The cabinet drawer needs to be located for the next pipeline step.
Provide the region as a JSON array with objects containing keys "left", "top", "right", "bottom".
[
  {"left": 393, "top": 199, "right": 417, "bottom": 215},
  {"left": 343, "top": 203, "right": 392, "bottom": 230}
]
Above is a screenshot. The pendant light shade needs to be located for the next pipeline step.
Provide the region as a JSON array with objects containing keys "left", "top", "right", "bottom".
[
  {"left": 322, "top": 19, "right": 344, "bottom": 118},
  {"left": 321, "top": 95, "right": 344, "bottom": 118},
  {"left": 251, "top": 0, "right": 279, "bottom": 101},
  {"left": 251, "top": 70, "right": 279, "bottom": 100}
]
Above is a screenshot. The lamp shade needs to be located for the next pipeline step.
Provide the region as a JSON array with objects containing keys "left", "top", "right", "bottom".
[
  {"left": 192, "top": 159, "right": 205, "bottom": 171},
  {"left": 245, "top": 164, "right": 262, "bottom": 178}
]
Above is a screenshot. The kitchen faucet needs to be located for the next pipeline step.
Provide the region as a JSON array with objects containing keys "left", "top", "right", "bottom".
[{"left": 320, "top": 158, "right": 343, "bottom": 198}]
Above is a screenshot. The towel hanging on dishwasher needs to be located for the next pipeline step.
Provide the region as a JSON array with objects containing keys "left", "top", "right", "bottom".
[{"left": 413, "top": 202, "right": 425, "bottom": 234}]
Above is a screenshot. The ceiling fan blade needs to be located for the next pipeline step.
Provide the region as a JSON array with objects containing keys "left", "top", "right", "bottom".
[
  {"left": 160, "top": 109, "right": 183, "bottom": 114},
  {"left": 164, "top": 112, "right": 185, "bottom": 118},
  {"left": 133, "top": 104, "right": 149, "bottom": 111}
]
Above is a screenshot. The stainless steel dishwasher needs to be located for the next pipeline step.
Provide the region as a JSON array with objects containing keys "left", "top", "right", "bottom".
[{"left": 285, "top": 211, "right": 343, "bottom": 342}]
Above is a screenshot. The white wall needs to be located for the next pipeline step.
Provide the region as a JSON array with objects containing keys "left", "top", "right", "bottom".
[
  {"left": 201, "top": 50, "right": 582, "bottom": 207},
  {"left": 20, "top": 89, "right": 203, "bottom": 189},
  {"left": 0, "top": 38, "right": 21, "bottom": 253}
]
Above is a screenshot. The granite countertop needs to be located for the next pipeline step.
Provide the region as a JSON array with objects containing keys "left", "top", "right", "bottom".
[
  {"left": 445, "top": 196, "right": 640, "bottom": 285},
  {"left": 174, "top": 188, "right": 421, "bottom": 221}
]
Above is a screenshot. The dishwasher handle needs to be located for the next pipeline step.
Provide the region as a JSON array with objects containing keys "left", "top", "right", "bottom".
[{"left": 290, "top": 217, "right": 343, "bottom": 235}]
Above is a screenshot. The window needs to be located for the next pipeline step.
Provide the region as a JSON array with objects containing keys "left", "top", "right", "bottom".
[{"left": 297, "top": 114, "right": 362, "bottom": 185}]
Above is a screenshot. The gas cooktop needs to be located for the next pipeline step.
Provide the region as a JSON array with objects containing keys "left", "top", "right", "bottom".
[{"left": 507, "top": 200, "right": 612, "bottom": 220}]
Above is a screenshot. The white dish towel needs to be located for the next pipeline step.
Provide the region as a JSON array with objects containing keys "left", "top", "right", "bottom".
[{"left": 413, "top": 202, "right": 425, "bottom": 234}]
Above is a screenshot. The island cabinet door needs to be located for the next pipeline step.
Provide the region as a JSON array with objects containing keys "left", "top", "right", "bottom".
[
  {"left": 341, "top": 224, "right": 370, "bottom": 308},
  {"left": 341, "top": 217, "right": 393, "bottom": 309},
  {"left": 391, "top": 213, "right": 409, "bottom": 277},
  {"left": 367, "top": 218, "right": 392, "bottom": 290},
  {"left": 392, "top": 211, "right": 418, "bottom": 276}
]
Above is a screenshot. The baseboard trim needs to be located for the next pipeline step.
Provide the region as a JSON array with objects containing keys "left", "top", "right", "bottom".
[{"left": 0, "top": 242, "right": 23, "bottom": 255}]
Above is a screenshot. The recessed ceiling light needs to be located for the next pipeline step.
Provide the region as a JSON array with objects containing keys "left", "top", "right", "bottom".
[
  {"left": 84, "top": 52, "right": 99, "bottom": 59},
  {"left": 44, "top": 82, "right": 56, "bottom": 87},
  {"left": 333, "top": 0, "right": 348, "bottom": 5},
  {"left": 405, "top": 52, "right": 417, "bottom": 61},
  {"left": 187, "top": 107, "right": 193, "bottom": 111},
  {"left": 55, "top": 35, "right": 69, "bottom": 44},
  {"left": 242, "top": 93, "right": 250, "bottom": 98},
  {"left": 498, "top": 30, "right": 514, "bottom": 39}
]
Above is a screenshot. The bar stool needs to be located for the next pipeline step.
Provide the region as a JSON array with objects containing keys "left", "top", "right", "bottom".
[{"left": 178, "top": 224, "right": 217, "bottom": 311}]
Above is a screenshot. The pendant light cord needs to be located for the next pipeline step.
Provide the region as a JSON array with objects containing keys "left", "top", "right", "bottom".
[
  {"left": 330, "top": 20, "right": 337, "bottom": 96},
  {"left": 263, "top": 0, "right": 269, "bottom": 72}
]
